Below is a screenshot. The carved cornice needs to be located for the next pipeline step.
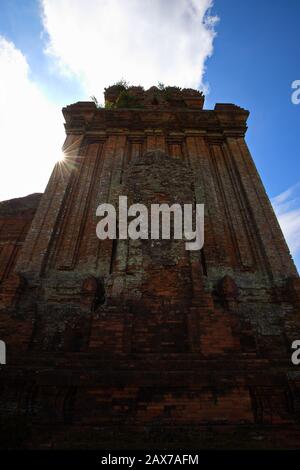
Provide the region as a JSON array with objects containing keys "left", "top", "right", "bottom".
[{"left": 63, "top": 105, "right": 249, "bottom": 136}]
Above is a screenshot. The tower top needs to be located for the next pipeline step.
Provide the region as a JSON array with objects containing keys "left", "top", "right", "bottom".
[{"left": 104, "top": 84, "right": 205, "bottom": 109}]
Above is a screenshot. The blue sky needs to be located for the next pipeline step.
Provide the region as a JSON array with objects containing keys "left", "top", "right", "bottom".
[
  {"left": 0, "top": 0, "right": 299, "bottom": 269},
  {"left": 206, "top": 0, "right": 300, "bottom": 269}
]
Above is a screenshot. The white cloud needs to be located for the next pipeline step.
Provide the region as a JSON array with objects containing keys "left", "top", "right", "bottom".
[
  {"left": 0, "top": 36, "right": 64, "bottom": 201},
  {"left": 0, "top": 1, "right": 218, "bottom": 201},
  {"left": 41, "top": 0, "right": 218, "bottom": 101},
  {"left": 272, "top": 182, "right": 300, "bottom": 257}
]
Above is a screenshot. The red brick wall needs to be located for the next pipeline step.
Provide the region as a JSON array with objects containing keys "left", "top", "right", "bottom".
[{"left": 0, "top": 88, "right": 299, "bottom": 449}]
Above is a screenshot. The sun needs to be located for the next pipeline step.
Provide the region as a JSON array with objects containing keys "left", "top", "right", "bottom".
[{"left": 57, "top": 152, "right": 65, "bottom": 162}]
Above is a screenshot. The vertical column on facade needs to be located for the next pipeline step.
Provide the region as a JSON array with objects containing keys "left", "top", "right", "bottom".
[
  {"left": 94, "top": 134, "right": 128, "bottom": 278},
  {"left": 186, "top": 132, "right": 209, "bottom": 299},
  {"left": 146, "top": 129, "right": 166, "bottom": 152},
  {"left": 15, "top": 134, "right": 83, "bottom": 277},
  {"left": 221, "top": 141, "right": 266, "bottom": 273},
  {"left": 94, "top": 134, "right": 118, "bottom": 277},
  {"left": 211, "top": 142, "right": 254, "bottom": 269},
  {"left": 195, "top": 134, "right": 232, "bottom": 270},
  {"left": 155, "top": 130, "right": 166, "bottom": 152},
  {"left": 186, "top": 132, "right": 231, "bottom": 272},
  {"left": 0, "top": 244, "right": 15, "bottom": 282},
  {"left": 74, "top": 138, "right": 105, "bottom": 270},
  {"left": 226, "top": 136, "right": 298, "bottom": 279},
  {"left": 128, "top": 134, "right": 144, "bottom": 164},
  {"left": 55, "top": 139, "right": 102, "bottom": 270},
  {"left": 106, "top": 134, "right": 129, "bottom": 298},
  {"left": 108, "top": 133, "right": 127, "bottom": 203},
  {"left": 167, "top": 133, "right": 185, "bottom": 160}
]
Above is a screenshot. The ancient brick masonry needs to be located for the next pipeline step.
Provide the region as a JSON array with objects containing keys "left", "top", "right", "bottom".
[
  {"left": 0, "top": 194, "right": 42, "bottom": 311},
  {"left": 0, "top": 85, "right": 300, "bottom": 448}
]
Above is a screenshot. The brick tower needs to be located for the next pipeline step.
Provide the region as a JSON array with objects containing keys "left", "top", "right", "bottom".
[{"left": 0, "top": 85, "right": 300, "bottom": 448}]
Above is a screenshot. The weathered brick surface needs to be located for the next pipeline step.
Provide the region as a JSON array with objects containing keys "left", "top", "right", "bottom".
[
  {"left": 0, "top": 86, "right": 299, "bottom": 449},
  {"left": 0, "top": 193, "right": 42, "bottom": 307}
]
